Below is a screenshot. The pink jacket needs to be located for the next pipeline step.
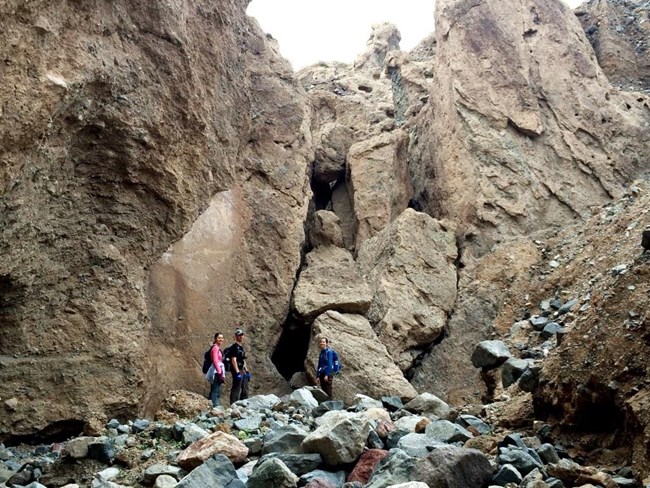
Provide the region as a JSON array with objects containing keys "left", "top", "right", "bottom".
[{"left": 211, "top": 345, "right": 224, "bottom": 379}]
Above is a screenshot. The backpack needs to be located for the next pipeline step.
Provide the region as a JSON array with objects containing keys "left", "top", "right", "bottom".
[
  {"left": 202, "top": 345, "right": 214, "bottom": 374},
  {"left": 331, "top": 349, "right": 341, "bottom": 374},
  {"left": 222, "top": 345, "right": 233, "bottom": 372}
]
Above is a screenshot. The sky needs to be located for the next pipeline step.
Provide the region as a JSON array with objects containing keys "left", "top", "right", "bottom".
[{"left": 246, "top": 0, "right": 585, "bottom": 70}]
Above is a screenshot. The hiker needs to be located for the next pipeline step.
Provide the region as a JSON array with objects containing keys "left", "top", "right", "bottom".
[
  {"left": 316, "top": 336, "right": 339, "bottom": 399},
  {"left": 207, "top": 332, "right": 226, "bottom": 407},
  {"left": 229, "top": 328, "right": 249, "bottom": 404}
]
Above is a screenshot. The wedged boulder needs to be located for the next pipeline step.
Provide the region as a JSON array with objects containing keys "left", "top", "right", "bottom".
[
  {"left": 292, "top": 247, "right": 372, "bottom": 319},
  {"left": 347, "top": 130, "right": 413, "bottom": 248},
  {"left": 357, "top": 209, "right": 458, "bottom": 370},
  {"left": 309, "top": 211, "right": 344, "bottom": 248},
  {"left": 176, "top": 431, "right": 248, "bottom": 470},
  {"left": 304, "top": 311, "right": 418, "bottom": 404},
  {"left": 313, "top": 123, "right": 354, "bottom": 185},
  {"left": 301, "top": 411, "right": 372, "bottom": 465},
  {"left": 298, "top": 58, "right": 395, "bottom": 140}
]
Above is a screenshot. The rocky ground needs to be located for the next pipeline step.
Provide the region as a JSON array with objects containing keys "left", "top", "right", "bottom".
[{"left": 0, "top": 384, "right": 641, "bottom": 488}]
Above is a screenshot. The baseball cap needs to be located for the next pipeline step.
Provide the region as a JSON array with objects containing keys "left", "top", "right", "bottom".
[{"left": 235, "top": 328, "right": 245, "bottom": 336}]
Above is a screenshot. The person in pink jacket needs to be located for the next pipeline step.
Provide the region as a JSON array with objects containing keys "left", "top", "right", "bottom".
[{"left": 208, "top": 332, "right": 226, "bottom": 406}]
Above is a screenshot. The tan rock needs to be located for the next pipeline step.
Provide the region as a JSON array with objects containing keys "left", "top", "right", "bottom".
[
  {"left": 309, "top": 210, "right": 343, "bottom": 248},
  {"left": 357, "top": 209, "right": 457, "bottom": 370},
  {"left": 177, "top": 431, "right": 248, "bottom": 470},
  {"left": 0, "top": 0, "right": 311, "bottom": 433},
  {"left": 292, "top": 247, "right": 372, "bottom": 319},
  {"left": 354, "top": 22, "right": 402, "bottom": 75},
  {"left": 347, "top": 130, "right": 413, "bottom": 247},
  {"left": 577, "top": 1, "right": 650, "bottom": 91},
  {"left": 313, "top": 123, "right": 354, "bottom": 185},
  {"left": 410, "top": 0, "right": 650, "bottom": 262},
  {"left": 331, "top": 181, "right": 357, "bottom": 250},
  {"left": 304, "top": 311, "right": 418, "bottom": 405}
]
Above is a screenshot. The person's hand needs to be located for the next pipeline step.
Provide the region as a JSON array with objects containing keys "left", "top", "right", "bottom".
[
  {"left": 324, "top": 375, "right": 329, "bottom": 382},
  {"left": 316, "top": 377, "right": 320, "bottom": 384},
  {"left": 245, "top": 372, "right": 251, "bottom": 381}
]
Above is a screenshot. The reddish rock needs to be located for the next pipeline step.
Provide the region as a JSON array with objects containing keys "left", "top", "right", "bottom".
[{"left": 347, "top": 449, "right": 389, "bottom": 484}]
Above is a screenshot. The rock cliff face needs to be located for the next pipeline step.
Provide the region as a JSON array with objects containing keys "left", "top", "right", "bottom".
[
  {"left": 2, "top": 0, "right": 650, "bottom": 458},
  {"left": 398, "top": 0, "right": 650, "bottom": 403},
  {"left": 0, "top": 0, "right": 312, "bottom": 435}
]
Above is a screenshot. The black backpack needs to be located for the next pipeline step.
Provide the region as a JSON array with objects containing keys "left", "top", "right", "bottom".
[
  {"left": 222, "top": 345, "right": 233, "bottom": 372},
  {"left": 202, "top": 345, "right": 214, "bottom": 374}
]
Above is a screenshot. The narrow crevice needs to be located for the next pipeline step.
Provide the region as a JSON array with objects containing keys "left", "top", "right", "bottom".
[{"left": 271, "top": 314, "right": 312, "bottom": 380}]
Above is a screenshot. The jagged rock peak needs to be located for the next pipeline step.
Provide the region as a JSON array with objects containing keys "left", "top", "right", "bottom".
[{"left": 354, "top": 22, "right": 402, "bottom": 74}]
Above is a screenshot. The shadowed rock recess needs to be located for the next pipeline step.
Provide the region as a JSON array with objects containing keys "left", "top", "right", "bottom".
[{"left": 2, "top": 0, "right": 650, "bottom": 485}]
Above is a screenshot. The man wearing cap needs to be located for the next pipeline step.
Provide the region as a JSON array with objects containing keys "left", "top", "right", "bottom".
[{"left": 229, "top": 328, "right": 249, "bottom": 404}]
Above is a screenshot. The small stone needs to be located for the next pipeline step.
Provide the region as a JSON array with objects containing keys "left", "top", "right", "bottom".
[
  {"left": 132, "top": 419, "right": 150, "bottom": 433},
  {"left": 4, "top": 398, "right": 18, "bottom": 411},
  {"left": 154, "top": 474, "right": 178, "bottom": 488}
]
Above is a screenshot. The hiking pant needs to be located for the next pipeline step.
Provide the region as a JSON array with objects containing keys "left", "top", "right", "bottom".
[
  {"left": 319, "top": 374, "right": 333, "bottom": 399},
  {"left": 209, "top": 379, "right": 222, "bottom": 407},
  {"left": 230, "top": 373, "right": 249, "bottom": 404}
]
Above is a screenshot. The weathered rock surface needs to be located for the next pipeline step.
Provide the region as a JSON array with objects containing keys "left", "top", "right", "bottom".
[
  {"left": 301, "top": 411, "right": 371, "bottom": 465},
  {"left": 408, "top": 0, "right": 650, "bottom": 261},
  {"left": 0, "top": 0, "right": 312, "bottom": 433},
  {"left": 347, "top": 130, "right": 413, "bottom": 248},
  {"left": 577, "top": 0, "right": 650, "bottom": 92},
  {"left": 176, "top": 430, "right": 248, "bottom": 469},
  {"left": 292, "top": 247, "right": 372, "bottom": 319},
  {"left": 357, "top": 209, "right": 458, "bottom": 370},
  {"left": 304, "top": 311, "right": 418, "bottom": 404},
  {"left": 309, "top": 210, "right": 344, "bottom": 248}
]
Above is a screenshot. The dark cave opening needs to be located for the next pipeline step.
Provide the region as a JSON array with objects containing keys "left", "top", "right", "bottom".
[{"left": 271, "top": 314, "right": 311, "bottom": 380}]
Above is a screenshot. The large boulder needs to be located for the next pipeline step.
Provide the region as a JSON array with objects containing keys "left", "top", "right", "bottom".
[
  {"left": 357, "top": 209, "right": 458, "bottom": 370},
  {"left": 302, "top": 411, "right": 371, "bottom": 466},
  {"left": 292, "top": 247, "right": 372, "bottom": 319},
  {"left": 347, "top": 130, "right": 413, "bottom": 248},
  {"left": 304, "top": 311, "right": 418, "bottom": 404},
  {"left": 177, "top": 431, "right": 248, "bottom": 469}
]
